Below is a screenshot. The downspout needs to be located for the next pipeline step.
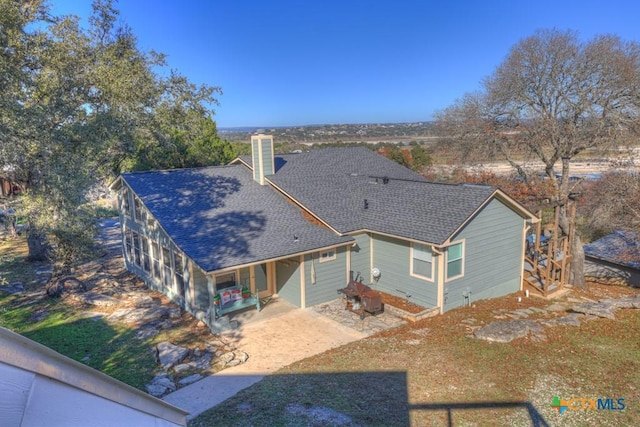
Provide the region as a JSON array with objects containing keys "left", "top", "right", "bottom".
[
  {"left": 432, "top": 246, "right": 445, "bottom": 314},
  {"left": 521, "top": 220, "right": 532, "bottom": 292},
  {"left": 300, "top": 255, "right": 306, "bottom": 308}
]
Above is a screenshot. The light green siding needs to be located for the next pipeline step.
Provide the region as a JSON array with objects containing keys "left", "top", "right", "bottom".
[
  {"left": 443, "top": 198, "right": 524, "bottom": 311},
  {"left": 251, "top": 139, "right": 260, "bottom": 182},
  {"left": 276, "top": 257, "right": 301, "bottom": 307},
  {"left": 261, "top": 138, "right": 274, "bottom": 175},
  {"left": 304, "top": 247, "right": 348, "bottom": 306},
  {"left": 192, "top": 265, "right": 209, "bottom": 309},
  {"left": 371, "top": 234, "right": 438, "bottom": 309},
  {"left": 350, "top": 233, "right": 370, "bottom": 282}
]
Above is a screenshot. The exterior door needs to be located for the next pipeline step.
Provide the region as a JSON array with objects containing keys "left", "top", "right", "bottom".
[{"left": 253, "top": 263, "right": 271, "bottom": 298}]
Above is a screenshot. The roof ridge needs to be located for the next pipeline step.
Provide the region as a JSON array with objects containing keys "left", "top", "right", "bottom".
[{"left": 122, "top": 164, "right": 240, "bottom": 176}]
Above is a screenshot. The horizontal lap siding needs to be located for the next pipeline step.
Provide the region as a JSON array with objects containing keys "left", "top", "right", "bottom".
[
  {"left": 192, "top": 265, "right": 209, "bottom": 309},
  {"left": 371, "top": 234, "right": 438, "bottom": 309},
  {"left": 276, "top": 258, "right": 301, "bottom": 307},
  {"left": 305, "top": 247, "right": 348, "bottom": 306},
  {"left": 350, "top": 233, "right": 371, "bottom": 281},
  {"left": 444, "top": 198, "right": 524, "bottom": 311}
]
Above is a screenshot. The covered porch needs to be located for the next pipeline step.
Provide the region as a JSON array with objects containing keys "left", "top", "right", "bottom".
[{"left": 190, "top": 243, "right": 352, "bottom": 332}]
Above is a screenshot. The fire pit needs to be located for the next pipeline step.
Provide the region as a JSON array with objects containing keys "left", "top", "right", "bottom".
[{"left": 338, "top": 279, "right": 384, "bottom": 319}]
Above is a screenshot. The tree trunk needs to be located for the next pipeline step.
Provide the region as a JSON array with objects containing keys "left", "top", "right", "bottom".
[
  {"left": 570, "top": 233, "right": 586, "bottom": 289},
  {"left": 558, "top": 204, "right": 586, "bottom": 289},
  {"left": 27, "top": 228, "right": 48, "bottom": 261}
]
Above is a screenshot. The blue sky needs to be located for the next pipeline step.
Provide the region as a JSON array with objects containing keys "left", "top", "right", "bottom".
[{"left": 52, "top": 0, "right": 640, "bottom": 128}]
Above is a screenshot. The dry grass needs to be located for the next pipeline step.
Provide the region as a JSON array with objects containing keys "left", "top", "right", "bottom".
[{"left": 192, "top": 283, "right": 640, "bottom": 427}]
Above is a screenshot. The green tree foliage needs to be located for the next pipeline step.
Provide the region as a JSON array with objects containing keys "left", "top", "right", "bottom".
[
  {"left": 0, "top": 0, "right": 226, "bottom": 268},
  {"left": 410, "top": 145, "right": 432, "bottom": 171}
]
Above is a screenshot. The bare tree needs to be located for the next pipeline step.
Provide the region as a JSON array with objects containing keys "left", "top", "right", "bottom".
[{"left": 434, "top": 29, "right": 640, "bottom": 288}]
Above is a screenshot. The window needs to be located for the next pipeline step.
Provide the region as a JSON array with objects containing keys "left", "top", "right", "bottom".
[
  {"left": 411, "top": 243, "right": 433, "bottom": 280},
  {"left": 174, "top": 252, "right": 185, "bottom": 298},
  {"left": 215, "top": 272, "right": 236, "bottom": 290},
  {"left": 162, "top": 246, "right": 172, "bottom": 289},
  {"left": 319, "top": 249, "right": 336, "bottom": 263},
  {"left": 134, "top": 196, "right": 142, "bottom": 222},
  {"left": 124, "top": 228, "right": 133, "bottom": 261},
  {"left": 122, "top": 187, "right": 130, "bottom": 217},
  {"left": 446, "top": 242, "right": 464, "bottom": 280},
  {"left": 151, "top": 241, "right": 161, "bottom": 279},
  {"left": 141, "top": 237, "right": 150, "bottom": 273},
  {"left": 132, "top": 231, "right": 141, "bottom": 267}
]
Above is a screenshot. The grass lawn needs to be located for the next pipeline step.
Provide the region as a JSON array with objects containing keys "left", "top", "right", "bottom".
[
  {"left": 191, "top": 285, "right": 640, "bottom": 427},
  {"left": 0, "top": 234, "right": 216, "bottom": 392},
  {"left": 0, "top": 294, "right": 156, "bottom": 389}
]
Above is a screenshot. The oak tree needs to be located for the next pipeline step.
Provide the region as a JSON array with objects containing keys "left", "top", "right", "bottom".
[{"left": 434, "top": 29, "right": 640, "bottom": 287}]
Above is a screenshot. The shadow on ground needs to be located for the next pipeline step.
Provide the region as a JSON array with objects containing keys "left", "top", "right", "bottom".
[{"left": 189, "top": 371, "right": 548, "bottom": 426}]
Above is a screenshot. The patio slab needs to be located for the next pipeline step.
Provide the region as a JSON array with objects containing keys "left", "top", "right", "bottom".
[{"left": 163, "top": 298, "right": 366, "bottom": 419}]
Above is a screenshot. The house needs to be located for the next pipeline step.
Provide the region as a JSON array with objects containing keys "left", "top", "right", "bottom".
[
  {"left": 584, "top": 230, "right": 640, "bottom": 287},
  {"left": 110, "top": 135, "right": 537, "bottom": 332},
  {"left": 0, "top": 326, "right": 187, "bottom": 426}
]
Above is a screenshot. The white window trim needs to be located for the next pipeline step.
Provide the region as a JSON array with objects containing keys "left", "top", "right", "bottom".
[
  {"left": 445, "top": 240, "right": 465, "bottom": 282},
  {"left": 409, "top": 242, "right": 434, "bottom": 282},
  {"left": 215, "top": 271, "right": 238, "bottom": 290},
  {"left": 318, "top": 249, "right": 336, "bottom": 263}
]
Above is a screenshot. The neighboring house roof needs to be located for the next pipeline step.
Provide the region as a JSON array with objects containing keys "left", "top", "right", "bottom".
[
  {"left": 584, "top": 230, "right": 640, "bottom": 270},
  {"left": 0, "top": 326, "right": 187, "bottom": 426},
  {"left": 120, "top": 165, "right": 353, "bottom": 273},
  {"left": 239, "top": 147, "right": 511, "bottom": 244}
]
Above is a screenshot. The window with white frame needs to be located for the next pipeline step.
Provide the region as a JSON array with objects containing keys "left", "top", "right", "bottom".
[
  {"left": 446, "top": 242, "right": 464, "bottom": 280},
  {"left": 151, "top": 241, "right": 161, "bottom": 279},
  {"left": 162, "top": 246, "right": 172, "bottom": 289},
  {"left": 132, "top": 231, "right": 141, "bottom": 267},
  {"left": 411, "top": 243, "right": 433, "bottom": 280},
  {"left": 133, "top": 196, "right": 142, "bottom": 222},
  {"left": 124, "top": 227, "right": 133, "bottom": 261},
  {"left": 122, "top": 187, "right": 130, "bottom": 217},
  {"left": 215, "top": 272, "right": 236, "bottom": 290},
  {"left": 141, "top": 236, "right": 150, "bottom": 273},
  {"left": 174, "top": 252, "right": 185, "bottom": 298},
  {"left": 319, "top": 249, "right": 336, "bottom": 263}
]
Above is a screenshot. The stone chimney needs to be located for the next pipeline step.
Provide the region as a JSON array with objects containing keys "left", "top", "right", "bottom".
[{"left": 251, "top": 134, "right": 274, "bottom": 185}]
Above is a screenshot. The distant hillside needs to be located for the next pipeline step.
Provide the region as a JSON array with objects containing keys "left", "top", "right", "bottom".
[{"left": 218, "top": 122, "right": 436, "bottom": 144}]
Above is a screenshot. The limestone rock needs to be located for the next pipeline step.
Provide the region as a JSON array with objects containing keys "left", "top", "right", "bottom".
[
  {"left": 157, "top": 342, "right": 189, "bottom": 369},
  {"left": 178, "top": 374, "right": 203, "bottom": 386},
  {"left": 219, "top": 351, "right": 235, "bottom": 365},
  {"left": 146, "top": 374, "right": 176, "bottom": 397},
  {"left": 74, "top": 292, "right": 121, "bottom": 308},
  {"left": 474, "top": 320, "right": 543, "bottom": 343},
  {"left": 570, "top": 302, "right": 616, "bottom": 320}
]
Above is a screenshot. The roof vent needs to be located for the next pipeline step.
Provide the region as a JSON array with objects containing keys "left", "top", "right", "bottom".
[
  {"left": 382, "top": 177, "right": 389, "bottom": 184},
  {"left": 364, "top": 199, "right": 369, "bottom": 209}
]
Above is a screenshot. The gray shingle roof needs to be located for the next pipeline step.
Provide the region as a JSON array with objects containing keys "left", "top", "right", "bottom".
[
  {"left": 584, "top": 230, "right": 640, "bottom": 269},
  {"left": 122, "top": 165, "right": 353, "bottom": 272},
  {"left": 262, "top": 147, "right": 498, "bottom": 244}
]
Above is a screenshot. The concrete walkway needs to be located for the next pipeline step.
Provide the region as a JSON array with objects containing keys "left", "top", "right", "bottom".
[{"left": 162, "top": 298, "right": 366, "bottom": 420}]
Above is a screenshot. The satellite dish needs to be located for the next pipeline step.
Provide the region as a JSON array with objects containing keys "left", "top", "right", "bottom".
[{"left": 371, "top": 267, "right": 381, "bottom": 279}]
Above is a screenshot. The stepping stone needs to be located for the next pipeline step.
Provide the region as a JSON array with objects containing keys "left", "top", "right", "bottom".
[
  {"left": 546, "top": 303, "right": 567, "bottom": 312},
  {"left": 556, "top": 314, "right": 583, "bottom": 326},
  {"left": 474, "top": 320, "right": 543, "bottom": 343},
  {"left": 570, "top": 302, "right": 615, "bottom": 320}
]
